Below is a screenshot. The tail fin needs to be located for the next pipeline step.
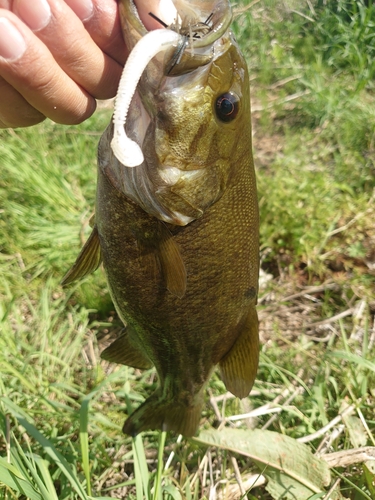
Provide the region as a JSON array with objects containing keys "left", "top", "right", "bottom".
[{"left": 122, "top": 391, "right": 203, "bottom": 437}]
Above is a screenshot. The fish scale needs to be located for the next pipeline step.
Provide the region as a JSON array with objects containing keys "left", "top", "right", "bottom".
[{"left": 62, "top": 0, "right": 259, "bottom": 437}]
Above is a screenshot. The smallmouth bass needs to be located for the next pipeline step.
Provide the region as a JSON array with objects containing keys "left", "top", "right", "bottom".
[{"left": 63, "top": 0, "right": 259, "bottom": 437}]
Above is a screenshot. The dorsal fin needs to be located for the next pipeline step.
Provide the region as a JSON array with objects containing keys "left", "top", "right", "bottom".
[
  {"left": 88, "top": 213, "right": 96, "bottom": 228},
  {"left": 61, "top": 226, "right": 102, "bottom": 286},
  {"left": 219, "top": 307, "right": 259, "bottom": 399}
]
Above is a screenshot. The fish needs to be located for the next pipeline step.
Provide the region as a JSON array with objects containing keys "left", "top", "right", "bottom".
[{"left": 62, "top": 0, "right": 259, "bottom": 437}]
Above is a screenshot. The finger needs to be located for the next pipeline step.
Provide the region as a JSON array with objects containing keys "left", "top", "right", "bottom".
[
  {"left": 0, "top": 12, "right": 96, "bottom": 125},
  {"left": 12, "top": 0, "right": 123, "bottom": 100},
  {"left": 64, "top": 0, "right": 128, "bottom": 66},
  {"left": 0, "top": 76, "right": 45, "bottom": 128},
  {"left": 0, "top": 0, "right": 127, "bottom": 65}
]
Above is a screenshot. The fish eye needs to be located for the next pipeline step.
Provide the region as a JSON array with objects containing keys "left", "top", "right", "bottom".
[{"left": 215, "top": 92, "right": 239, "bottom": 123}]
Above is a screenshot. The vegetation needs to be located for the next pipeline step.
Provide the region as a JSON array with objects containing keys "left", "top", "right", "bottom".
[{"left": 1, "top": 0, "right": 375, "bottom": 498}]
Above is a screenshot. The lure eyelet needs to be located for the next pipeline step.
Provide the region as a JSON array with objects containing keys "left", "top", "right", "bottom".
[{"left": 215, "top": 92, "right": 239, "bottom": 123}]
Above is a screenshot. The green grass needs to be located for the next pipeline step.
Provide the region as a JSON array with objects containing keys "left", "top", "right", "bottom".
[{"left": 1, "top": 1, "right": 375, "bottom": 498}]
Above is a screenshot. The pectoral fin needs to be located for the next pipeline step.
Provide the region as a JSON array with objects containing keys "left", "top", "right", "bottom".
[
  {"left": 101, "top": 330, "right": 152, "bottom": 369},
  {"left": 139, "top": 222, "right": 187, "bottom": 299},
  {"left": 157, "top": 222, "right": 187, "bottom": 299},
  {"left": 219, "top": 307, "right": 259, "bottom": 399},
  {"left": 61, "top": 225, "right": 102, "bottom": 286}
]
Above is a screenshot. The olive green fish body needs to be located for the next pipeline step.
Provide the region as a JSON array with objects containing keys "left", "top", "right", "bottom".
[
  {"left": 96, "top": 130, "right": 258, "bottom": 434},
  {"left": 63, "top": 0, "right": 259, "bottom": 437}
]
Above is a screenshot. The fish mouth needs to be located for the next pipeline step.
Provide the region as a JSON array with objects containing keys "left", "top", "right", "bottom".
[
  {"left": 113, "top": 0, "right": 235, "bottom": 169},
  {"left": 130, "top": 0, "right": 232, "bottom": 41},
  {"left": 109, "top": 0, "right": 235, "bottom": 225},
  {"left": 120, "top": 0, "right": 232, "bottom": 75}
]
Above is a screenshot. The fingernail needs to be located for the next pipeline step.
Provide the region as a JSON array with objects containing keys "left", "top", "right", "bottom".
[
  {"left": 0, "top": 18, "right": 27, "bottom": 61},
  {"left": 14, "top": 0, "right": 51, "bottom": 31},
  {"left": 64, "top": 0, "right": 94, "bottom": 22}
]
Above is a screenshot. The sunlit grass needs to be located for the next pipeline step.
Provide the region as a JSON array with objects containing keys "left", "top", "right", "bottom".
[{"left": 1, "top": 1, "right": 375, "bottom": 498}]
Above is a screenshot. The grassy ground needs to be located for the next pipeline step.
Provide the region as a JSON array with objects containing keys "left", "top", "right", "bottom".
[{"left": 1, "top": 0, "right": 375, "bottom": 498}]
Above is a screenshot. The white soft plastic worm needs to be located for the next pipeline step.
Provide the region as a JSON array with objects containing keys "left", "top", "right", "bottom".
[{"left": 111, "top": 29, "right": 182, "bottom": 167}]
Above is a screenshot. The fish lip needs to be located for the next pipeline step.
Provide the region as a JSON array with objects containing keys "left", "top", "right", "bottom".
[
  {"left": 124, "top": 0, "right": 233, "bottom": 51},
  {"left": 164, "top": 1, "right": 233, "bottom": 76},
  {"left": 182, "top": 4, "right": 233, "bottom": 50},
  {"left": 126, "top": 0, "right": 148, "bottom": 37}
]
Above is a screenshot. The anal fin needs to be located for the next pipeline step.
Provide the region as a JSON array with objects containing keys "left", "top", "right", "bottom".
[
  {"left": 61, "top": 225, "right": 102, "bottom": 286},
  {"left": 219, "top": 307, "right": 259, "bottom": 399},
  {"left": 101, "top": 330, "right": 153, "bottom": 370}
]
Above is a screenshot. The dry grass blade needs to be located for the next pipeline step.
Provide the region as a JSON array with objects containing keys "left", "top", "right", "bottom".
[
  {"left": 217, "top": 473, "right": 266, "bottom": 500},
  {"left": 298, "top": 404, "right": 356, "bottom": 444},
  {"left": 322, "top": 447, "right": 375, "bottom": 468}
]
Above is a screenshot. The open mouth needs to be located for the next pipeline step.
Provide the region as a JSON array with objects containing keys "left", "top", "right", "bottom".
[
  {"left": 133, "top": 0, "right": 215, "bottom": 41},
  {"left": 132, "top": 0, "right": 232, "bottom": 47},
  {"left": 127, "top": 0, "right": 233, "bottom": 78}
]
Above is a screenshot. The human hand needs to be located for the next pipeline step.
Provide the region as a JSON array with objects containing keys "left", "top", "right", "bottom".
[{"left": 0, "top": 0, "right": 127, "bottom": 128}]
